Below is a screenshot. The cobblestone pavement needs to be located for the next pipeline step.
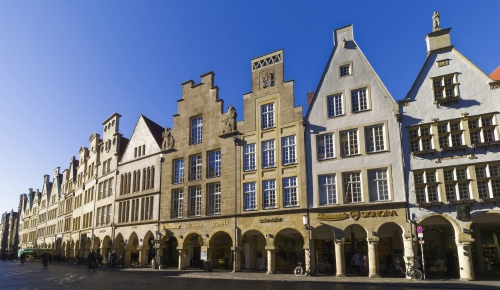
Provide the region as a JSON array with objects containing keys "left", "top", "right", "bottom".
[{"left": 1, "top": 261, "right": 498, "bottom": 290}]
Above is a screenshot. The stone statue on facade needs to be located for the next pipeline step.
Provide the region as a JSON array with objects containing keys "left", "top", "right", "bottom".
[
  {"left": 432, "top": 11, "right": 440, "bottom": 31},
  {"left": 219, "top": 105, "right": 237, "bottom": 134},
  {"left": 162, "top": 127, "right": 174, "bottom": 150}
]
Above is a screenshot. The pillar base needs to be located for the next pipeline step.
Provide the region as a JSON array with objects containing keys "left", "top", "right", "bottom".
[
  {"left": 266, "top": 271, "right": 274, "bottom": 274},
  {"left": 369, "top": 274, "right": 381, "bottom": 278},
  {"left": 336, "top": 274, "right": 346, "bottom": 277},
  {"left": 459, "top": 277, "right": 474, "bottom": 281}
]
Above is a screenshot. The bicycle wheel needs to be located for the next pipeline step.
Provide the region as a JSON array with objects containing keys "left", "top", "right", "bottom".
[
  {"left": 412, "top": 269, "right": 423, "bottom": 280},
  {"left": 294, "top": 266, "right": 303, "bottom": 276},
  {"left": 391, "top": 267, "right": 402, "bottom": 277}
]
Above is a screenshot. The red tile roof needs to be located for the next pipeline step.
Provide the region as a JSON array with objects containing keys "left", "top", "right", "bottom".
[{"left": 490, "top": 66, "right": 500, "bottom": 81}]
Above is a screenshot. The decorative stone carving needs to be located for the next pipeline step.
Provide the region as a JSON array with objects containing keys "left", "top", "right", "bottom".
[
  {"left": 262, "top": 72, "right": 274, "bottom": 88},
  {"left": 432, "top": 11, "right": 440, "bottom": 31},
  {"left": 162, "top": 127, "right": 174, "bottom": 150},
  {"left": 456, "top": 204, "right": 471, "bottom": 221},
  {"left": 219, "top": 106, "right": 237, "bottom": 134}
]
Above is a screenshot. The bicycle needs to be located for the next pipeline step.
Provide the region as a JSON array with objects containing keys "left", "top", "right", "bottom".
[
  {"left": 294, "top": 262, "right": 311, "bottom": 276},
  {"left": 391, "top": 258, "right": 422, "bottom": 280}
]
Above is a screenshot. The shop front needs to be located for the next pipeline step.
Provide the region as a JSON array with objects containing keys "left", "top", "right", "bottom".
[
  {"left": 274, "top": 229, "right": 305, "bottom": 272},
  {"left": 311, "top": 225, "right": 336, "bottom": 275},
  {"left": 470, "top": 213, "right": 500, "bottom": 277},
  {"left": 240, "top": 230, "right": 266, "bottom": 270}
]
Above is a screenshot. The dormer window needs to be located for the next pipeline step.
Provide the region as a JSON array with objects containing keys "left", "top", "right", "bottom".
[{"left": 432, "top": 73, "right": 459, "bottom": 104}]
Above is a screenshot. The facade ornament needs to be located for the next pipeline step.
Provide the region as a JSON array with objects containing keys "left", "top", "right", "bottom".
[
  {"left": 219, "top": 106, "right": 237, "bottom": 134},
  {"left": 162, "top": 127, "right": 174, "bottom": 150},
  {"left": 434, "top": 158, "right": 442, "bottom": 164},
  {"left": 432, "top": 11, "right": 440, "bottom": 31},
  {"left": 456, "top": 204, "right": 471, "bottom": 221},
  {"left": 468, "top": 153, "right": 476, "bottom": 160},
  {"left": 261, "top": 72, "right": 274, "bottom": 88}
]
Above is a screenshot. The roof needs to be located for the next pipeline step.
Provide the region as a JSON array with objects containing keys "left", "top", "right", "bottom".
[
  {"left": 141, "top": 115, "right": 164, "bottom": 148},
  {"left": 490, "top": 66, "right": 500, "bottom": 81}
]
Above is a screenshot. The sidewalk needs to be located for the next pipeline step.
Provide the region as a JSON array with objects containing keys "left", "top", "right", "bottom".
[{"left": 113, "top": 267, "right": 500, "bottom": 289}]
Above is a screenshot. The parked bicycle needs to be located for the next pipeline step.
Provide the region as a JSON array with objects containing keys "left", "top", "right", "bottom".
[
  {"left": 294, "top": 262, "right": 314, "bottom": 276},
  {"left": 391, "top": 258, "right": 422, "bottom": 280}
]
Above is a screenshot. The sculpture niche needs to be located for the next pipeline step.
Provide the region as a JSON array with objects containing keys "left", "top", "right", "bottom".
[
  {"left": 219, "top": 106, "right": 237, "bottom": 135},
  {"left": 162, "top": 127, "right": 174, "bottom": 150}
]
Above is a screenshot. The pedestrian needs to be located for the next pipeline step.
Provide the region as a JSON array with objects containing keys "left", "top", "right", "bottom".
[
  {"left": 41, "top": 251, "right": 49, "bottom": 268},
  {"left": 97, "top": 252, "right": 103, "bottom": 267},
  {"left": 351, "top": 251, "right": 362, "bottom": 275},
  {"left": 362, "top": 253, "right": 368, "bottom": 275},
  {"left": 109, "top": 250, "right": 117, "bottom": 269},
  {"left": 384, "top": 252, "right": 393, "bottom": 274},
  {"left": 49, "top": 252, "right": 53, "bottom": 264}
]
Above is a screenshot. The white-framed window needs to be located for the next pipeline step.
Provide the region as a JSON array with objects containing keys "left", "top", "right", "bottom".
[
  {"left": 351, "top": 88, "right": 368, "bottom": 112},
  {"left": 191, "top": 116, "right": 203, "bottom": 144},
  {"left": 262, "top": 140, "right": 275, "bottom": 168},
  {"left": 262, "top": 180, "right": 277, "bottom": 209},
  {"left": 174, "top": 159, "right": 184, "bottom": 184},
  {"left": 365, "top": 125, "right": 385, "bottom": 153},
  {"left": 443, "top": 167, "right": 469, "bottom": 201},
  {"left": 189, "top": 155, "right": 202, "bottom": 181},
  {"left": 432, "top": 74, "right": 458, "bottom": 103},
  {"left": 340, "top": 129, "right": 359, "bottom": 156},
  {"left": 468, "top": 115, "right": 497, "bottom": 146},
  {"left": 317, "top": 134, "right": 334, "bottom": 160},
  {"left": 319, "top": 174, "right": 337, "bottom": 205},
  {"left": 243, "top": 182, "right": 257, "bottom": 211},
  {"left": 189, "top": 186, "right": 202, "bottom": 217},
  {"left": 283, "top": 177, "right": 298, "bottom": 207},
  {"left": 207, "top": 183, "right": 221, "bottom": 215},
  {"left": 172, "top": 189, "right": 183, "bottom": 218},
  {"left": 261, "top": 103, "right": 275, "bottom": 129},
  {"left": 414, "top": 171, "right": 439, "bottom": 203},
  {"left": 327, "top": 94, "right": 343, "bottom": 117},
  {"left": 408, "top": 126, "right": 433, "bottom": 153},
  {"left": 282, "top": 136, "right": 296, "bottom": 165},
  {"left": 339, "top": 64, "right": 351, "bottom": 77},
  {"left": 475, "top": 163, "right": 500, "bottom": 199},
  {"left": 208, "top": 151, "right": 221, "bottom": 178},
  {"left": 343, "top": 172, "right": 362, "bottom": 203},
  {"left": 368, "top": 168, "right": 389, "bottom": 201},
  {"left": 243, "top": 144, "right": 256, "bottom": 171}
]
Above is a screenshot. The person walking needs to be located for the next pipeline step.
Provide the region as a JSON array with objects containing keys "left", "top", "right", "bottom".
[
  {"left": 109, "top": 250, "right": 117, "bottom": 269},
  {"left": 87, "top": 250, "right": 97, "bottom": 270},
  {"left": 41, "top": 251, "right": 49, "bottom": 268},
  {"left": 362, "top": 253, "right": 369, "bottom": 276},
  {"left": 351, "top": 251, "right": 362, "bottom": 275}
]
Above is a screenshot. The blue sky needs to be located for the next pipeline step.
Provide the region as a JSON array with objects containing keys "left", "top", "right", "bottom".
[{"left": 1, "top": 1, "right": 499, "bottom": 214}]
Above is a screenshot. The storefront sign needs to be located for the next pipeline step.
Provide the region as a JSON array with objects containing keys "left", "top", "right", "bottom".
[
  {"left": 212, "top": 220, "right": 229, "bottom": 226},
  {"left": 163, "top": 224, "right": 181, "bottom": 229},
  {"left": 185, "top": 224, "right": 203, "bottom": 228},
  {"left": 360, "top": 210, "right": 397, "bottom": 218},
  {"left": 317, "top": 210, "right": 397, "bottom": 221},
  {"left": 317, "top": 213, "right": 350, "bottom": 221},
  {"left": 259, "top": 217, "right": 283, "bottom": 223}
]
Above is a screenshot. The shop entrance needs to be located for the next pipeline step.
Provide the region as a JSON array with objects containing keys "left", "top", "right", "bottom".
[
  {"left": 275, "top": 229, "right": 305, "bottom": 272},
  {"left": 162, "top": 236, "right": 178, "bottom": 268},
  {"left": 344, "top": 225, "right": 368, "bottom": 276},
  {"left": 209, "top": 232, "right": 232, "bottom": 270},
  {"left": 377, "top": 222, "right": 404, "bottom": 276},
  {"left": 471, "top": 213, "right": 500, "bottom": 279},
  {"left": 419, "top": 216, "right": 458, "bottom": 279},
  {"left": 311, "top": 225, "right": 335, "bottom": 275},
  {"left": 240, "top": 230, "right": 266, "bottom": 271},
  {"left": 183, "top": 234, "right": 203, "bottom": 268}
]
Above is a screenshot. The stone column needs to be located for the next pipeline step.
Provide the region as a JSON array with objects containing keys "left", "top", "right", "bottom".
[
  {"left": 140, "top": 248, "right": 148, "bottom": 266},
  {"left": 124, "top": 249, "right": 131, "bottom": 266},
  {"left": 403, "top": 233, "right": 415, "bottom": 266},
  {"left": 304, "top": 248, "right": 311, "bottom": 274},
  {"left": 334, "top": 239, "right": 346, "bottom": 277},
  {"left": 232, "top": 247, "right": 241, "bottom": 272},
  {"left": 265, "top": 246, "right": 275, "bottom": 274},
  {"left": 457, "top": 239, "right": 474, "bottom": 281},
  {"left": 178, "top": 248, "right": 187, "bottom": 270},
  {"left": 368, "top": 237, "right": 380, "bottom": 278}
]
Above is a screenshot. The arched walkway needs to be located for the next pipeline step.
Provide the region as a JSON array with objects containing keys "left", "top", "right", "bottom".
[
  {"left": 469, "top": 212, "right": 500, "bottom": 279},
  {"left": 161, "top": 235, "right": 178, "bottom": 268},
  {"left": 274, "top": 228, "right": 305, "bottom": 272},
  {"left": 240, "top": 230, "right": 266, "bottom": 270},
  {"left": 343, "top": 224, "right": 368, "bottom": 276},
  {"left": 209, "top": 231, "right": 233, "bottom": 270},
  {"left": 311, "top": 225, "right": 336, "bottom": 275},
  {"left": 377, "top": 222, "right": 404, "bottom": 276}
]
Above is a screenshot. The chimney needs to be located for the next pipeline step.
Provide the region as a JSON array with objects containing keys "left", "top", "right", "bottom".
[{"left": 307, "top": 91, "right": 315, "bottom": 107}]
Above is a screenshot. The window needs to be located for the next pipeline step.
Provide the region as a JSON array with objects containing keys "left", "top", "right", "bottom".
[
  {"left": 413, "top": 171, "right": 439, "bottom": 203},
  {"left": 262, "top": 140, "right": 275, "bottom": 168},
  {"left": 189, "top": 186, "right": 202, "bottom": 216},
  {"left": 319, "top": 175, "right": 336, "bottom": 205},
  {"left": 191, "top": 117, "right": 203, "bottom": 144},
  {"left": 339, "top": 64, "right": 351, "bottom": 77},
  {"left": 208, "top": 151, "right": 221, "bottom": 178},
  {"left": 173, "top": 189, "right": 184, "bottom": 218},
  {"left": 443, "top": 168, "right": 469, "bottom": 201},
  {"left": 340, "top": 129, "right": 358, "bottom": 156},
  {"left": 282, "top": 136, "right": 296, "bottom": 165},
  {"left": 207, "top": 183, "right": 221, "bottom": 215},
  {"left": 317, "top": 134, "right": 334, "bottom": 160},
  {"left": 189, "top": 155, "right": 202, "bottom": 181},
  {"left": 343, "top": 172, "right": 362, "bottom": 203},
  {"left": 475, "top": 164, "right": 500, "bottom": 199},
  {"left": 469, "top": 115, "right": 497, "bottom": 146},
  {"left": 327, "top": 94, "right": 343, "bottom": 117},
  {"left": 262, "top": 180, "right": 277, "bottom": 209},
  {"left": 368, "top": 169, "right": 389, "bottom": 201},
  {"left": 261, "top": 103, "right": 275, "bottom": 129},
  {"left": 283, "top": 177, "right": 298, "bottom": 207},
  {"left": 432, "top": 74, "right": 458, "bottom": 103},
  {"left": 243, "top": 182, "right": 257, "bottom": 211},
  {"left": 408, "top": 126, "right": 434, "bottom": 154},
  {"left": 243, "top": 144, "right": 256, "bottom": 171},
  {"left": 351, "top": 88, "right": 368, "bottom": 112},
  {"left": 174, "top": 159, "right": 185, "bottom": 184},
  {"left": 365, "top": 125, "right": 385, "bottom": 153}
]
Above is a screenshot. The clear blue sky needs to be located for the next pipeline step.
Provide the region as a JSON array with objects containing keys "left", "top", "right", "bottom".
[{"left": 1, "top": 1, "right": 499, "bottom": 214}]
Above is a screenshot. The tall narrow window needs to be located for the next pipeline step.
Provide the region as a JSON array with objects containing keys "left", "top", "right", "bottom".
[
  {"left": 173, "top": 189, "right": 184, "bottom": 218},
  {"left": 262, "top": 180, "right": 277, "bottom": 209},
  {"left": 340, "top": 130, "right": 359, "bottom": 156},
  {"left": 151, "top": 166, "right": 155, "bottom": 188},
  {"left": 365, "top": 125, "right": 385, "bottom": 153},
  {"left": 319, "top": 175, "right": 336, "bottom": 205},
  {"left": 146, "top": 167, "right": 151, "bottom": 190},
  {"left": 317, "top": 134, "right": 334, "bottom": 160},
  {"left": 190, "top": 155, "right": 202, "bottom": 181},
  {"left": 243, "top": 144, "right": 256, "bottom": 171},
  {"left": 208, "top": 151, "right": 221, "bottom": 178},
  {"left": 174, "top": 159, "right": 185, "bottom": 184},
  {"left": 207, "top": 183, "right": 221, "bottom": 215},
  {"left": 191, "top": 117, "right": 203, "bottom": 144},
  {"left": 106, "top": 204, "right": 111, "bottom": 224},
  {"left": 351, "top": 88, "right": 368, "bottom": 112},
  {"left": 327, "top": 94, "right": 343, "bottom": 117},
  {"left": 243, "top": 182, "right": 257, "bottom": 211},
  {"left": 368, "top": 169, "right": 389, "bottom": 201},
  {"left": 189, "top": 186, "right": 202, "bottom": 217},
  {"left": 282, "top": 136, "right": 296, "bottom": 165},
  {"left": 261, "top": 103, "right": 275, "bottom": 129},
  {"left": 343, "top": 172, "right": 362, "bottom": 203},
  {"left": 262, "top": 140, "right": 275, "bottom": 168},
  {"left": 283, "top": 177, "right": 298, "bottom": 207}
]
